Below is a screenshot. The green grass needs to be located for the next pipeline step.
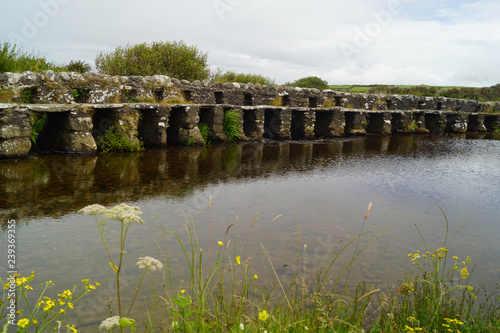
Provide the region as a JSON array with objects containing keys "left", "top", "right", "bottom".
[
  {"left": 197, "top": 123, "right": 211, "bottom": 145},
  {"left": 223, "top": 109, "right": 241, "bottom": 142}
]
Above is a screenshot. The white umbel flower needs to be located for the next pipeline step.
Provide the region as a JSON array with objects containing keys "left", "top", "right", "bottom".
[
  {"left": 78, "top": 204, "right": 107, "bottom": 215},
  {"left": 137, "top": 256, "right": 164, "bottom": 270},
  {"left": 104, "top": 203, "right": 143, "bottom": 223},
  {"left": 99, "top": 316, "right": 120, "bottom": 330}
]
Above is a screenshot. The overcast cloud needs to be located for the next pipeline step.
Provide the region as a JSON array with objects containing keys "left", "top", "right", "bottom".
[{"left": 1, "top": 0, "right": 498, "bottom": 86}]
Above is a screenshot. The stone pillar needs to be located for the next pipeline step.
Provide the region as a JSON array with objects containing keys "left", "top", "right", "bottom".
[
  {"left": 134, "top": 104, "right": 169, "bottom": 147},
  {"left": 264, "top": 107, "right": 291, "bottom": 140},
  {"left": 242, "top": 107, "right": 265, "bottom": 138},
  {"left": 366, "top": 111, "right": 392, "bottom": 134},
  {"left": 467, "top": 113, "right": 486, "bottom": 132},
  {"left": 34, "top": 104, "right": 96, "bottom": 154},
  {"left": 167, "top": 105, "right": 203, "bottom": 145},
  {"left": 424, "top": 112, "right": 447, "bottom": 134},
  {"left": 391, "top": 111, "right": 414, "bottom": 133},
  {"left": 291, "top": 108, "right": 315, "bottom": 139},
  {"left": 446, "top": 112, "right": 468, "bottom": 133},
  {"left": 199, "top": 105, "right": 226, "bottom": 142},
  {"left": 344, "top": 111, "right": 367, "bottom": 135},
  {"left": 0, "top": 104, "right": 31, "bottom": 158},
  {"left": 314, "top": 109, "right": 345, "bottom": 137}
]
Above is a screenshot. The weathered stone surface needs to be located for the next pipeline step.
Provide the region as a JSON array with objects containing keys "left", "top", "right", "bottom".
[
  {"left": 291, "top": 108, "right": 315, "bottom": 139},
  {"left": 27, "top": 105, "right": 73, "bottom": 112},
  {"left": 0, "top": 137, "right": 31, "bottom": 158},
  {"left": 56, "top": 132, "right": 97, "bottom": 153},
  {"left": 314, "top": 109, "right": 345, "bottom": 137},
  {"left": 366, "top": 111, "right": 392, "bottom": 134},
  {"left": 263, "top": 107, "right": 291, "bottom": 140}
]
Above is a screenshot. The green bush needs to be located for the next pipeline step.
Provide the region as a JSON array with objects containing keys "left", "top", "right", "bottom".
[
  {"left": 285, "top": 76, "right": 329, "bottom": 90},
  {"left": 95, "top": 126, "right": 143, "bottom": 153},
  {"left": 95, "top": 41, "right": 210, "bottom": 81},
  {"left": 209, "top": 69, "right": 276, "bottom": 85},
  {"left": 64, "top": 60, "right": 92, "bottom": 73},
  {"left": 223, "top": 109, "right": 240, "bottom": 142}
]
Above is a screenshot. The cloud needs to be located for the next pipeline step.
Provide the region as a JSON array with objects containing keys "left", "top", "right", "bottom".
[{"left": 0, "top": 0, "right": 498, "bottom": 86}]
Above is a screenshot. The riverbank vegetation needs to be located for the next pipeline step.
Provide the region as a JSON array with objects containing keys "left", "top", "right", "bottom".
[{"left": 4, "top": 202, "right": 499, "bottom": 332}]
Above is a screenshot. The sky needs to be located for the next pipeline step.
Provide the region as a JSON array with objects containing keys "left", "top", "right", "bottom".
[{"left": 1, "top": 0, "right": 499, "bottom": 87}]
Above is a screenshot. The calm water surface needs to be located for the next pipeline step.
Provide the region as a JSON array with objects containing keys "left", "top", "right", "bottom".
[{"left": 1, "top": 133, "right": 499, "bottom": 330}]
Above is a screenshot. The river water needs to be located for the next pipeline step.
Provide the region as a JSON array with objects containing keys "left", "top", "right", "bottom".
[{"left": 1, "top": 133, "right": 499, "bottom": 330}]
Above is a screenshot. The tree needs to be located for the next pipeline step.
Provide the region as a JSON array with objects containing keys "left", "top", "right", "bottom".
[{"left": 285, "top": 76, "right": 329, "bottom": 90}]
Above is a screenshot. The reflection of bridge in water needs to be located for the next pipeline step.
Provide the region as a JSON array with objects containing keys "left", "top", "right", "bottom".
[{"left": 0, "top": 134, "right": 493, "bottom": 225}]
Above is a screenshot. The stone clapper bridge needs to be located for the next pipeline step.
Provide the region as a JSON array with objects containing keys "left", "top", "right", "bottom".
[{"left": 1, "top": 71, "right": 499, "bottom": 159}]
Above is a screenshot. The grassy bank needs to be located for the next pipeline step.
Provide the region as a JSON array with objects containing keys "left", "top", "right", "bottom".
[{"left": 2, "top": 203, "right": 500, "bottom": 332}]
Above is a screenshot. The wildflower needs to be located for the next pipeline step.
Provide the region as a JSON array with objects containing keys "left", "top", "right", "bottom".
[
  {"left": 259, "top": 310, "right": 269, "bottom": 321},
  {"left": 58, "top": 290, "right": 72, "bottom": 299},
  {"left": 461, "top": 267, "right": 469, "bottom": 279},
  {"left": 180, "top": 289, "right": 185, "bottom": 294},
  {"left": 17, "top": 318, "right": 29, "bottom": 328},
  {"left": 60, "top": 309, "right": 65, "bottom": 314},
  {"left": 218, "top": 241, "right": 224, "bottom": 246},
  {"left": 44, "top": 299, "right": 55, "bottom": 311},
  {"left": 254, "top": 274, "right": 258, "bottom": 279},
  {"left": 68, "top": 303, "right": 74, "bottom": 309},
  {"left": 137, "top": 256, "right": 164, "bottom": 270},
  {"left": 236, "top": 256, "right": 241, "bottom": 265},
  {"left": 99, "top": 316, "right": 120, "bottom": 330},
  {"left": 78, "top": 204, "right": 107, "bottom": 215},
  {"left": 103, "top": 203, "right": 143, "bottom": 223},
  {"left": 453, "top": 256, "right": 458, "bottom": 260},
  {"left": 239, "top": 323, "right": 245, "bottom": 330},
  {"left": 67, "top": 324, "right": 78, "bottom": 333},
  {"left": 25, "top": 285, "right": 33, "bottom": 291}
]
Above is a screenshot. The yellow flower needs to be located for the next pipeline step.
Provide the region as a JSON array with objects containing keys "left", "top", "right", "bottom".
[
  {"left": 452, "top": 256, "right": 458, "bottom": 260},
  {"left": 4, "top": 283, "right": 9, "bottom": 290},
  {"left": 59, "top": 290, "right": 72, "bottom": 298},
  {"left": 67, "top": 324, "right": 78, "bottom": 333},
  {"left": 25, "top": 285, "right": 33, "bottom": 291},
  {"left": 68, "top": 303, "right": 74, "bottom": 309},
  {"left": 17, "top": 318, "right": 29, "bottom": 328},
  {"left": 461, "top": 267, "right": 469, "bottom": 279},
  {"left": 60, "top": 309, "right": 65, "bottom": 314},
  {"left": 236, "top": 256, "right": 241, "bottom": 265},
  {"left": 95, "top": 282, "right": 101, "bottom": 286},
  {"left": 259, "top": 310, "right": 269, "bottom": 321},
  {"left": 218, "top": 241, "right": 224, "bottom": 246},
  {"left": 81, "top": 279, "right": 89, "bottom": 283},
  {"left": 180, "top": 289, "right": 185, "bottom": 294},
  {"left": 44, "top": 299, "right": 55, "bottom": 311},
  {"left": 33, "top": 319, "right": 38, "bottom": 324},
  {"left": 254, "top": 274, "right": 258, "bottom": 279}
]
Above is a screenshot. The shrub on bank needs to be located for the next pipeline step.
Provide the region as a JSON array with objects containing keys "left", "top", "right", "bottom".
[
  {"left": 95, "top": 41, "right": 210, "bottom": 81},
  {"left": 209, "top": 69, "right": 276, "bottom": 86}
]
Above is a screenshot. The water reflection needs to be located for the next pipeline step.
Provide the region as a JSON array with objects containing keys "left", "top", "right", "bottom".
[{"left": 1, "top": 133, "right": 499, "bottom": 226}]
